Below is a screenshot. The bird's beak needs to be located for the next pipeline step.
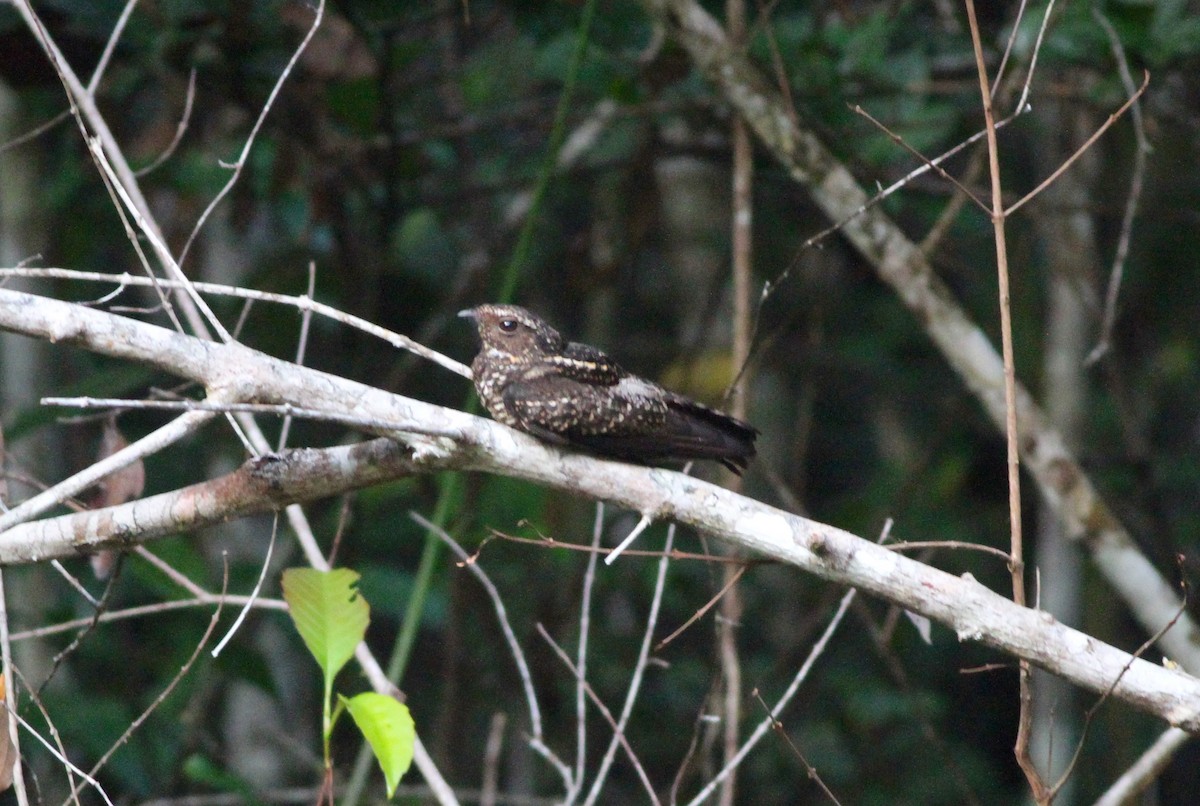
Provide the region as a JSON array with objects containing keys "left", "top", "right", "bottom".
[{"left": 457, "top": 308, "right": 477, "bottom": 321}]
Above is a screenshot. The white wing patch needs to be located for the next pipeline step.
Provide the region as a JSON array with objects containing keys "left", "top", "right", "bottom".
[{"left": 614, "top": 375, "right": 661, "bottom": 401}]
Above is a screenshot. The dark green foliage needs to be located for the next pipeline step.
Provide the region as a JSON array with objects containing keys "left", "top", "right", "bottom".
[{"left": 3, "top": 0, "right": 1200, "bottom": 803}]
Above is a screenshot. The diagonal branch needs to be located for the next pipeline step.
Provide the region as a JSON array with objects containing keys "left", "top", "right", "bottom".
[
  {"left": 1, "top": 291, "right": 1200, "bottom": 733},
  {"left": 636, "top": 0, "right": 1200, "bottom": 676}
]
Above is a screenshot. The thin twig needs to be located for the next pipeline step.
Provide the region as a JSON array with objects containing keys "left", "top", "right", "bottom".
[
  {"left": 10, "top": 665, "right": 77, "bottom": 805},
  {"left": 885, "top": 540, "right": 1013, "bottom": 562},
  {"left": 40, "top": 559, "right": 126, "bottom": 693},
  {"left": 62, "top": 560, "right": 228, "bottom": 806},
  {"left": 1005, "top": 71, "right": 1149, "bottom": 218},
  {"left": 571, "top": 503, "right": 606, "bottom": 801},
  {"left": 1092, "top": 727, "right": 1190, "bottom": 806},
  {"left": 753, "top": 110, "right": 1020, "bottom": 319},
  {"left": 581, "top": 523, "right": 675, "bottom": 806},
  {"left": 86, "top": 0, "right": 139, "bottom": 95},
  {"left": 41, "top": 396, "right": 468, "bottom": 442},
  {"left": 750, "top": 689, "right": 843, "bottom": 805},
  {"left": 135, "top": 546, "right": 209, "bottom": 598},
  {"left": 989, "top": 0, "right": 1030, "bottom": 99},
  {"left": 48, "top": 559, "right": 101, "bottom": 607},
  {"left": 0, "top": 268, "right": 470, "bottom": 378},
  {"left": 9, "top": 597, "right": 287, "bottom": 643},
  {"left": 1086, "top": 9, "right": 1152, "bottom": 366},
  {"left": 134, "top": 69, "right": 198, "bottom": 177},
  {"left": 655, "top": 563, "right": 749, "bottom": 651},
  {"left": 484, "top": 528, "right": 762, "bottom": 563},
  {"left": 1048, "top": 572, "right": 1189, "bottom": 800},
  {"left": 279, "top": 264, "right": 319, "bottom": 450},
  {"left": 535, "top": 624, "right": 661, "bottom": 806},
  {"left": 480, "top": 712, "right": 507, "bottom": 806},
  {"left": 723, "top": 4, "right": 753, "bottom": 798},
  {"left": 852, "top": 104, "right": 987, "bottom": 212},
  {"left": 964, "top": 0, "right": 1041, "bottom": 799},
  {"left": 411, "top": 511, "right": 574, "bottom": 794},
  {"left": 604, "top": 512, "right": 653, "bottom": 564},
  {"left": 86, "top": 136, "right": 226, "bottom": 339},
  {"left": 0, "top": 109, "right": 71, "bottom": 155},
  {"left": 211, "top": 515, "right": 277, "bottom": 657},
  {"left": 177, "top": 0, "right": 327, "bottom": 269},
  {"left": 7, "top": 700, "right": 115, "bottom": 806},
  {"left": 1012, "top": 0, "right": 1060, "bottom": 116},
  {"left": 684, "top": 585, "right": 856, "bottom": 806}
]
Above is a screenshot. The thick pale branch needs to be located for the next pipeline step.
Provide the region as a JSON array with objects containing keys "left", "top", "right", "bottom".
[
  {"left": 637, "top": 0, "right": 1200, "bottom": 674},
  {"left": 0, "top": 440, "right": 418, "bottom": 565},
  {"left": 1, "top": 290, "right": 1199, "bottom": 732}
]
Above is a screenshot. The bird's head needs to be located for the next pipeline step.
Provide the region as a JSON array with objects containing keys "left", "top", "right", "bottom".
[{"left": 458, "top": 305, "right": 564, "bottom": 358}]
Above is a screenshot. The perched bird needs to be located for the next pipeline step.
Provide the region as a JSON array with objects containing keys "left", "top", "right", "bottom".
[{"left": 459, "top": 304, "right": 757, "bottom": 473}]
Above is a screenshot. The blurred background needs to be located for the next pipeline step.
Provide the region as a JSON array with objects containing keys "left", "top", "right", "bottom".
[{"left": 1, "top": 1, "right": 1199, "bottom": 803}]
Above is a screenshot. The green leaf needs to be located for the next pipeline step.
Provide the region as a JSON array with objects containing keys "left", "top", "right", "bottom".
[
  {"left": 341, "top": 692, "right": 416, "bottom": 798},
  {"left": 281, "top": 568, "right": 370, "bottom": 687}
]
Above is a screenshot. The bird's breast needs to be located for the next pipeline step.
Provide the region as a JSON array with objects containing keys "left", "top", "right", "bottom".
[{"left": 472, "top": 350, "right": 528, "bottom": 426}]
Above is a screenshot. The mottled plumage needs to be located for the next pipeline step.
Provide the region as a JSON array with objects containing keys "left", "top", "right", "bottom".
[{"left": 459, "top": 305, "right": 758, "bottom": 473}]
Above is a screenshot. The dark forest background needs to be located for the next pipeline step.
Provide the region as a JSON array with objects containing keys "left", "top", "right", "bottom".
[{"left": 1, "top": 1, "right": 1200, "bottom": 804}]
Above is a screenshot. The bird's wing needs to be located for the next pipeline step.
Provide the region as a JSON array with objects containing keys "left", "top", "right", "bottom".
[
  {"left": 501, "top": 375, "right": 663, "bottom": 437},
  {"left": 502, "top": 376, "right": 756, "bottom": 473}
]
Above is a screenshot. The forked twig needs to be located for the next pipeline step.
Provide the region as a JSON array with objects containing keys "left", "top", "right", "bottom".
[
  {"left": 964, "top": 0, "right": 1041, "bottom": 796},
  {"left": 851, "top": 104, "right": 987, "bottom": 212}
]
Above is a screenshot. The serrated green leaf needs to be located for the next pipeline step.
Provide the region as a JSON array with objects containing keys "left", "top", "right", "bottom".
[
  {"left": 281, "top": 568, "right": 370, "bottom": 687},
  {"left": 341, "top": 692, "right": 415, "bottom": 797}
]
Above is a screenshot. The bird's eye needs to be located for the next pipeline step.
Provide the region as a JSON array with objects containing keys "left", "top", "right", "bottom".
[{"left": 499, "top": 319, "right": 518, "bottom": 333}]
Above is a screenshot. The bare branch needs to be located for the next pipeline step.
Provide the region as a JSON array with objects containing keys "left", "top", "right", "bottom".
[
  {"left": 685, "top": 585, "right": 856, "bottom": 806},
  {"left": 412, "top": 512, "right": 575, "bottom": 795},
  {"left": 1087, "top": 9, "right": 1153, "bottom": 365},
  {"left": 0, "top": 268, "right": 471, "bottom": 378},
  {"left": 536, "top": 624, "right": 661, "bottom": 806},
  {"left": 582, "top": 523, "right": 676, "bottom": 806},
  {"left": 635, "top": 0, "right": 1200, "bottom": 679},
  {"left": 1005, "top": 71, "right": 1150, "bottom": 217},
  {"left": 1093, "top": 727, "right": 1190, "bottom": 806},
  {"left": 177, "top": 1, "right": 326, "bottom": 269},
  {"left": 134, "top": 69, "right": 198, "bottom": 177},
  {"left": 3, "top": 292, "right": 1200, "bottom": 732}
]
